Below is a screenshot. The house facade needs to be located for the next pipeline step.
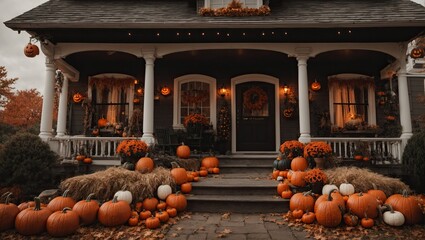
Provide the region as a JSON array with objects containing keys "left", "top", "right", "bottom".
[{"left": 5, "top": 0, "right": 425, "bottom": 161}]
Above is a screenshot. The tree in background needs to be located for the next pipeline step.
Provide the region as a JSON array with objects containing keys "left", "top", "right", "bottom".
[
  {"left": 0, "top": 89, "right": 43, "bottom": 128},
  {"left": 0, "top": 66, "right": 18, "bottom": 108}
]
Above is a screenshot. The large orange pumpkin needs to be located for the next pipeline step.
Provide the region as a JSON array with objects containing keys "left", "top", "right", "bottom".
[
  {"left": 291, "top": 157, "right": 308, "bottom": 171},
  {"left": 15, "top": 197, "right": 53, "bottom": 236},
  {"left": 72, "top": 193, "right": 99, "bottom": 226},
  {"left": 315, "top": 192, "right": 342, "bottom": 228},
  {"left": 170, "top": 163, "right": 187, "bottom": 185},
  {"left": 176, "top": 143, "right": 190, "bottom": 159},
  {"left": 314, "top": 189, "right": 345, "bottom": 213},
  {"left": 0, "top": 193, "right": 19, "bottom": 231},
  {"left": 46, "top": 207, "right": 80, "bottom": 237},
  {"left": 385, "top": 190, "right": 423, "bottom": 225},
  {"left": 367, "top": 184, "right": 387, "bottom": 204},
  {"left": 201, "top": 156, "right": 219, "bottom": 169},
  {"left": 135, "top": 155, "right": 154, "bottom": 173},
  {"left": 166, "top": 192, "right": 187, "bottom": 212},
  {"left": 47, "top": 190, "right": 76, "bottom": 213},
  {"left": 98, "top": 196, "right": 131, "bottom": 227},
  {"left": 290, "top": 171, "right": 307, "bottom": 187},
  {"left": 289, "top": 191, "right": 315, "bottom": 212},
  {"left": 346, "top": 192, "right": 379, "bottom": 219}
]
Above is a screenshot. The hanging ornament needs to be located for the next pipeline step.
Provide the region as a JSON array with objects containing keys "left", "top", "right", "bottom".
[
  {"left": 311, "top": 80, "right": 321, "bottom": 91},
  {"left": 73, "top": 93, "right": 84, "bottom": 103},
  {"left": 24, "top": 41, "right": 40, "bottom": 58}
]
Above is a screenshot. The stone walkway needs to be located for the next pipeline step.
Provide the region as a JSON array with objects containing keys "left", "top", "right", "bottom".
[{"left": 164, "top": 212, "right": 310, "bottom": 240}]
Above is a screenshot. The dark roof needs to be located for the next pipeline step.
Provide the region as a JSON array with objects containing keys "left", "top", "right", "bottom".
[{"left": 5, "top": 0, "right": 425, "bottom": 30}]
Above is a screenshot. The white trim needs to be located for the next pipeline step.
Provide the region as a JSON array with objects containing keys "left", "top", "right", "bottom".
[
  {"left": 173, "top": 74, "right": 217, "bottom": 130},
  {"left": 231, "top": 74, "right": 280, "bottom": 153}
]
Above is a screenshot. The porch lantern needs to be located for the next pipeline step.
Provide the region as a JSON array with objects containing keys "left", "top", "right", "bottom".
[
  {"left": 311, "top": 80, "right": 321, "bottom": 91},
  {"left": 218, "top": 85, "right": 228, "bottom": 97},
  {"left": 160, "top": 86, "right": 171, "bottom": 96},
  {"left": 136, "top": 86, "right": 144, "bottom": 96},
  {"left": 282, "top": 84, "right": 290, "bottom": 95}
]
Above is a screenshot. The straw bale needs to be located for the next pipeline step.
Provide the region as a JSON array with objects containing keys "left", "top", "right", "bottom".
[
  {"left": 59, "top": 167, "right": 175, "bottom": 202},
  {"left": 324, "top": 166, "right": 410, "bottom": 196}
]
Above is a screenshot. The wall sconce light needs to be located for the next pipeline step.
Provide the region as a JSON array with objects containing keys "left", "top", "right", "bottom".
[
  {"left": 136, "top": 87, "right": 144, "bottom": 96},
  {"left": 282, "top": 84, "right": 290, "bottom": 95},
  {"left": 311, "top": 79, "right": 321, "bottom": 91},
  {"left": 134, "top": 79, "right": 139, "bottom": 85},
  {"left": 160, "top": 86, "right": 171, "bottom": 96},
  {"left": 218, "top": 85, "right": 228, "bottom": 97}
]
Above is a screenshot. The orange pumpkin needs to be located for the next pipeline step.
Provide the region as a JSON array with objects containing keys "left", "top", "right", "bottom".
[
  {"left": 171, "top": 165, "right": 187, "bottom": 185},
  {"left": 135, "top": 155, "right": 154, "bottom": 173},
  {"left": 290, "top": 157, "right": 308, "bottom": 171},
  {"left": 346, "top": 192, "right": 379, "bottom": 219},
  {"left": 290, "top": 171, "right": 307, "bottom": 187},
  {"left": 47, "top": 190, "right": 76, "bottom": 212},
  {"left": 290, "top": 191, "right": 315, "bottom": 212},
  {"left": 73, "top": 93, "right": 83, "bottom": 103},
  {"left": 176, "top": 143, "right": 190, "bottom": 159},
  {"left": 354, "top": 155, "right": 363, "bottom": 161},
  {"left": 97, "top": 118, "right": 108, "bottom": 128},
  {"left": 142, "top": 197, "right": 159, "bottom": 212},
  {"left": 311, "top": 80, "right": 321, "bottom": 91},
  {"left": 410, "top": 47, "right": 424, "bottom": 58},
  {"left": 385, "top": 190, "right": 423, "bottom": 225},
  {"left": 201, "top": 156, "right": 219, "bottom": 169},
  {"left": 180, "top": 182, "right": 192, "bottom": 194},
  {"left": 83, "top": 157, "right": 92, "bottom": 164},
  {"left": 24, "top": 43, "right": 40, "bottom": 58},
  {"left": 165, "top": 192, "right": 187, "bottom": 212}
]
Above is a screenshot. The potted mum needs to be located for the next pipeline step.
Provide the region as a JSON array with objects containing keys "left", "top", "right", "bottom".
[
  {"left": 303, "top": 141, "right": 333, "bottom": 169},
  {"left": 279, "top": 140, "right": 304, "bottom": 160},
  {"left": 116, "top": 139, "right": 148, "bottom": 169},
  {"left": 304, "top": 168, "right": 328, "bottom": 194},
  {"left": 183, "top": 113, "right": 209, "bottom": 137}
]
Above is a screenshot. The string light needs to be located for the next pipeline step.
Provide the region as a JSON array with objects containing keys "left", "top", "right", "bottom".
[
  {"left": 337, "top": 31, "right": 341, "bottom": 35},
  {"left": 242, "top": 32, "right": 246, "bottom": 36},
  {"left": 176, "top": 32, "right": 180, "bottom": 36},
  {"left": 262, "top": 32, "right": 265, "bottom": 36},
  {"left": 156, "top": 33, "right": 160, "bottom": 36},
  {"left": 201, "top": 32, "right": 205, "bottom": 36},
  {"left": 348, "top": 30, "right": 352, "bottom": 34},
  {"left": 128, "top": 32, "right": 132, "bottom": 36},
  {"left": 271, "top": 31, "right": 275, "bottom": 35},
  {"left": 188, "top": 32, "right": 191, "bottom": 36},
  {"left": 226, "top": 33, "right": 230, "bottom": 37},
  {"left": 217, "top": 32, "right": 220, "bottom": 36}
]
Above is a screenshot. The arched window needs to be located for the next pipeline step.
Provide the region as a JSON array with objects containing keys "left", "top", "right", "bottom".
[{"left": 173, "top": 74, "right": 217, "bottom": 130}]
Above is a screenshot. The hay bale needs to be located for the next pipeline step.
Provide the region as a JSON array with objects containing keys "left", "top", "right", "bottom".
[
  {"left": 324, "top": 166, "right": 410, "bottom": 197},
  {"left": 155, "top": 155, "right": 200, "bottom": 171},
  {"left": 59, "top": 167, "right": 175, "bottom": 202}
]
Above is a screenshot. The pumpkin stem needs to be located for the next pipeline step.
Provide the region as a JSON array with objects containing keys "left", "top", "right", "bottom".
[
  {"left": 112, "top": 195, "right": 119, "bottom": 203},
  {"left": 327, "top": 189, "right": 337, "bottom": 201},
  {"left": 402, "top": 189, "right": 409, "bottom": 198},
  {"left": 372, "top": 183, "right": 378, "bottom": 190},
  {"left": 358, "top": 192, "right": 363, "bottom": 197},
  {"left": 4, "top": 192, "right": 13, "bottom": 205},
  {"left": 0, "top": 192, "right": 11, "bottom": 202},
  {"left": 34, "top": 197, "right": 42, "bottom": 211},
  {"left": 145, "top": 153, "right": 149, "bottom": 158},
  {"left": 62, "top": 189, "right": 70, "bottom": 197},
  {"left": 62, "top": 207, "right": 72, "bottom": 213},
  {"left": 303, "top": 190, "right": 313, "bottom": 196},
  {"left": 86, "top": 193, "right": 95, "bottom": 202},
  {"left": 382, "top": 204, "right": 394, "bottom": 213}
]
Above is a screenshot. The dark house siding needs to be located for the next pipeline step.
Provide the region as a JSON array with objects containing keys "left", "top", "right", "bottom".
[{"left": 408, "top": 77, "right": 425, "bottom": 131}]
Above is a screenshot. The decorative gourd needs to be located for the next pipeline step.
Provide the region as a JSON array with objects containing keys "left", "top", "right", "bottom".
[
  {"left": 289, "top": 191, "right": 315, "bottom": 212},
  {"left": 343, "top": 210, "right": 359, "bottom": 227},
  {"left": 24, "top": 42, "right": 40, "bottom": 58},
  {"left": 0, "top": 193, "right": 19, "bottom": 231},
  {"left": 201, "top": 156, "right": 219, "bottom": 169},
  {"left": 47, "top": 190, "right": 76, "bottom": 212},
  {"left": 166, "top": 207, "right": 178, "bottom": 218},
  {"left": 292, "top": 209, "right": 304, "bottom": 219},
  {"left": 15, "top": 197, "right": 53, "bottom": 236},
  {"left": 139, "top": 209, "right": 152, "bottom": 220},
  {"left": 72, "top": 193, "right": 99, "bottom": 226},
  {"left": 135, "top": 154, "right": 154, "bottom": 173},
  {"left": 176, "top": 143, "right": 190, "bottom": 159},
  {"left": 46, "top": 207, "right": 80, "bottom": 237},
  {"left": 361, "top": 213, "right": 374, "bottom": 229},
  {"left": 339, "top": 182, "right": 355, "bottom": 196},
  {"left": 322, "top": 184, "right": 339, "bottom": 195},
  {"left": 382, "top": 204, "right": 405, "bottom": 227},
  {"left": 171, "top": 163, "right": 188, "bottom": 185},
  {"left": 166, "top": 192, "right": 187, "bottom": 212},
  {"left": 301, "top": 210, "right": 316, "bottom": 224},
  {"left": 157, "top": 184, "right": 172, "bottom": 200},
  {"left": 290, "top": 157, "right": 308, "bottom": 171},
  {"left": 346, "top": 192, "right": 379, "bottom": 219},
  {"left": 180, "top": 182, "right": 192, "bottom": 194},
  {"left": 145, "top": 216, "right": 161, "bottom": 229},
  {"left": 315, "top": 190, "right": 342, "bottom": 228},
  {"left": 114, "top": 190, "right": 133, "bottom": 205},
  {"left": 142, "top": 197, "right": 159, "bottom": 212},
  {"left": 97, "top": 117, "right": 108, "bottom": 128},
  {"left": 98, "top": 196, "right": 131, "bottom": 227},
  {"left": 314, "top": 189, "right": 345, "bottom": 213},
  {"left": 367, "top": 183, "right": 387, "bottom": 204},
  {"left": 385, "top": 190, "right": 423, "bottom": 225},
  {"left": 289, "top": 171, "right": 306, "bottom": 187},
  {"left": 277, "top": 180, "right": 290, "bottom": 196},
  {"left": 155, "top": 210, "right": 170, "bottom": 223}
]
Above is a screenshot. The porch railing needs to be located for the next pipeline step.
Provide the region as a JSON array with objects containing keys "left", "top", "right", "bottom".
[
  {"left": 310, "top": 137, "right": 403, "bottom": 165},
  {"left": 50, "top": 136, "right": 138, "bottom": 159}
]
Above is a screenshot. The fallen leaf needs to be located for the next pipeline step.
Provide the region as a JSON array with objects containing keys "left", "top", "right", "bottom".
[{"left": 221, "top": 212, "right": 231, "bottom": 220}]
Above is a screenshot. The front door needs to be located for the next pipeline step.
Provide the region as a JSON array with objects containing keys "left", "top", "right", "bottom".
[{"left": 235, "top": 81, "right": 276, "bottom": 151}]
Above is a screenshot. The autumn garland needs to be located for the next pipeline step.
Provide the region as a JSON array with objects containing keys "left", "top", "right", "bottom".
[
  {"left": 279, "top": 140, "right": 304, "bottom": 159},
  {"left": 181, "top": 90, "right": 208, "bottom": 105},
  {"left": 243, "top": 86, "right": 268, "bottom": 111}
]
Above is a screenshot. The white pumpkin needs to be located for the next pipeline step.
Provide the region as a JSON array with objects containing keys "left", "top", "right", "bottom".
[
  {"left": 114, "top": 190, "right": 132, "bottom": 204},
  {"left": 339, "top": 183, "right": 355, "bottom": 196},
  {"left": 157, "top": 184, "right": 172, "bottom": 200},
  {"left": 322, "top": 184, "right": 339, "bottom": 195},
  {"left": 383, "top": 205, "right": 405, "bottom": 227}
]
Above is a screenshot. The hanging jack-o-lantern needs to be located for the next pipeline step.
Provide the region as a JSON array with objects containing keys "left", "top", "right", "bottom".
[
  {"left": 24, "top": 43, "right": 40, "bottom": 58},
  {"left": 410, "top": 47, "right": 424, "bottom": 59},
  {"left": 73, "top": 93, "right": 84, "bottom": 103},
  {"left": 161, "top": 86, "right": 171, "bottom": 96},
  {"left": 133, "top": 98, "right": 140, "bottom": 104},
  {"left": 311, "top": 80, "right": 321, "bottom": 91}
]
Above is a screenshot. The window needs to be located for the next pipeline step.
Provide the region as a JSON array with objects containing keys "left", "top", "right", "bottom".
[
  {"left": 173, "top": 74, "right": 217, "bottom": 130},
  {"left": 207, "top": 0, "right": 262, "bottom": 9},
  {"left": 328, "top": 74, "right": 376, "bottom": 130}
]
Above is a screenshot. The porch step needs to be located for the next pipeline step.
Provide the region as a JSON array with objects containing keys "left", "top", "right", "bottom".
[
  {"left": 217, "top": 155, "right": 275, "bottom": 174},
  {"left": 190, "top": 177, "right": 278, "bottom": 195}
]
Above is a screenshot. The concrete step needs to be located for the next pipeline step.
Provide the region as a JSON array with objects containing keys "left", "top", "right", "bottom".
[
  {"left": 191, "top": 177, "right": 278, "bottom": 196},
  {"left": 219, "top": 165, "right": 272, "bottom": 174},
  {"left": 186, "top": 194, "right": 289, "bottom": 213}
]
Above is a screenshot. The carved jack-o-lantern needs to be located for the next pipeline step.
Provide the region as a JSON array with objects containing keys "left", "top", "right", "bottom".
[
  {"left": 24, "top": 43, "right": 40, "bottom": 58},
  {"left": 410, "top": 48, "right": 424, "bottom": 59},
  {"left": 161, "top": 86, "right": 171, "bottom": 96},
  {"left": 133, "top": 98, "right": 140, "bottom": 104},
  {"left": 311, "top": 80, "right": 321, "bottom": 91},
  {"left": 73, "top": 93, "right": 84, "bottom": 103}
]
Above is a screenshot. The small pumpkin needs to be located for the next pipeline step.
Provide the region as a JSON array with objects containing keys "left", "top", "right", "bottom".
[
  {"left": 199, "top": 169, "right": 208, "bottom": 177},
  {"left": 339, "top": 182, "right": 355, "bottom": 196},
  {"left": 114, "top": 190, "right": 133, "bottom": 205},
  {"left": 180, "top": 182, "right": 192, "bottom": 194},
  {"left": 201, "top": 156, "right": 219, "bottom": 169},
  {"left": 272, "top": 169, "right": 280, "bottom": 180},
  {"left": 0, "top": 193, "right": 19, "bottom": 231},
  {"left": 157, "top": 184, "right": 172, "bottom": 200},
  {"left": 98, "top": 196, "right": 131, "bottom": 227},
  {"left": 128, "top": 213, "right": 139, "bottom": 226},
  {"left": 212, "top": 167, "right": 220, "bottom": 174},
  {"left": 97, "top": 117, "right": 108, "bottom": 128},
  {"left": 311, "top": 80, "right": 321, "bottom": 91},
  {"left": 47, "top": 190, "right": 76, "bottom": 212},
  {"left": 139, "top": 209, "right": 152, "bottom": 220},
  {"left": 155, "top": 210, "right": 170, "bottom": 223},
  {"left": 273, "top": 158, "right": 291, "bottom": 171},
  {"left": 176, "top": 143, "right": 190, "bottom": 159},
  {"left": 166, "top": 207, "right": 177, "bottom": 218},
  {"left": 281, "top": 189, "right": 293, "bottom": 199},
  {"left": 135, "top": 154, "right": 155, "bottom": 173},
  {"left": 46, "top": 207, "right": 80, "bottom": 237},
  {"left": 343, "top": 210, "right": 359, "bottom": 227},
  {"left": 72, "top": 193, "right": 99, "bottom": 226},
  {"left": 24, "top": 42, "right": 40, "bottom": 58},
  {"left": 166, "top": 192, "right": 187, "bottom": 212},
  {"left": 382, "top": 204, "right": 405, "bottom": 227},
  {"left": 301, "top": 210, "right": 316, "bottom": 224},
  {"left": 156, "top": 201, "right": 167, "bottom": 210},
  {"left": 292, "top": 209, "right": 304, "bottom": 219},
  {"left": 277, "top": 179, "right": 290, "bottom": 196},
  {"left": 290, "top": 157, "right": 308, "bottom": 171},
  {"left": 289, "top": 191, "right": 315, "bottom": 212},
  {"left": 142, "top": 197, "right": 159, "bottom": 212},
  {"left": 385, "top": 190, "right": 423, "bottom": 225},
  {"left": 75, "top": 155, "right": 86, "bottom": 161},
  {"left": 15, "top": 197, "right": 53, "bottom": 236},
  {"left": 145, "top": 216, "right": 161, "bottom": 229},
  {"left": 135, "top": 201, "right": 143, "bottom": 212},
  {"left": 367, "top": 183, "right": 387, "bottom": 204},
  {"left": 360, "top": 213, "right": 374, "bottom": 229},
  {"left": 354, "top": 155, "right": 363, "bottom": 161},
  {"left": 289, "top": 171, "right": 306, "bottom": 187}
]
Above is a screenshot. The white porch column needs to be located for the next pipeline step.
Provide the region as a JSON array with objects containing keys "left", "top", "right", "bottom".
[
  {"left": 297, "top": 55, "right": 311, "bottom": 143},
  {"left": 56, "top": 74, "right": 69, "bottom": 137},
  {"left": 397, "top": 59, "right": 413, "bottom": 146},
  {"left": 39, "top": 56, "right": 56, "bottom": 140},
  {"left": 141, "top": 51, "right": 156, "bottom": 145}
]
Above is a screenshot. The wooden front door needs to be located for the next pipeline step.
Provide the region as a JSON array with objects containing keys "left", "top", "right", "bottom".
[{"left": 235, "top": 81, "right": 276, "bottom": 151}]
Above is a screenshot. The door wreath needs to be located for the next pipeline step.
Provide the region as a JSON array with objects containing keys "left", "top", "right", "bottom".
[{"left": 243, "top": 86, "right": 268, "bottom": 111}]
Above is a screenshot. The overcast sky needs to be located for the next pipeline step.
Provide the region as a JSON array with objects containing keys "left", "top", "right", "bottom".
[
  {"left": 0, "top": 0, "right": 48, "bottom": 94},
  {"left": 1, "top": 0, "right": 424, "bottom": 95}
]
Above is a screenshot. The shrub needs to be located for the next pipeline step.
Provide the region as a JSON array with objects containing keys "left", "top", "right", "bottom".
[
  {"left": 0, "top": 132, "right": 58, "bottom": 198},
  {"left": 402, "top": 131, "right": 425, "bottom": 193}
]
